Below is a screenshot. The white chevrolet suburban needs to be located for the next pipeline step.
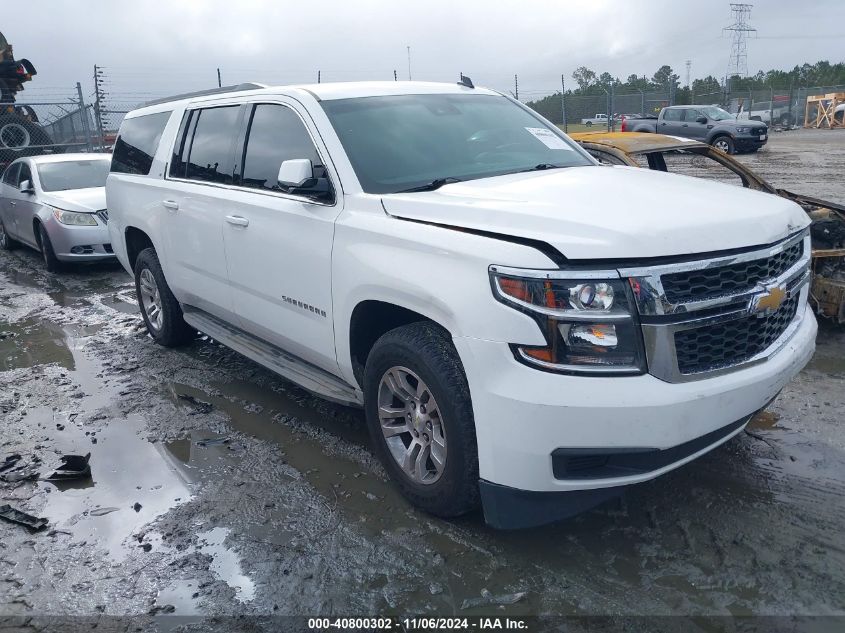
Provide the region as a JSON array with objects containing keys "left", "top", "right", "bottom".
[{"left": 107, "top": 81, "right": 817, "bottom": 529}]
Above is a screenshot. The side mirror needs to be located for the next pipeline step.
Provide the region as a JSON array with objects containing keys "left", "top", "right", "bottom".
[
  {"left": 278, "top": 159, "right": 316, "bottom": 189},
  {"left": 695, "top": 116, "right": 708, "bottom": 124},
  {"left": 20, "top": 179, "right": 34, "bottom": 194}
]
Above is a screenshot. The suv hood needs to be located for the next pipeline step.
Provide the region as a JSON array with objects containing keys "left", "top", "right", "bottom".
[
  {"left": 40, "top": 187, "right": 106, "bottom": 213},
  {"left": 381, "top": 166, "right": 809, "bottom": 260}
]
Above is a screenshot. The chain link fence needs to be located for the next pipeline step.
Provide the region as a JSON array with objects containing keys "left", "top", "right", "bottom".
[{"left": 1, "top": 86, "right": 98, "bottom": 169}]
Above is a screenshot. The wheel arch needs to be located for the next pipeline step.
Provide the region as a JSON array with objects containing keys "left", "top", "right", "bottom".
[
  {"left": 124, "top": 225, "right": 156, "bottom": 271},
  {"left": 348, "top": 299, "right": 448, "bottom": 388}
]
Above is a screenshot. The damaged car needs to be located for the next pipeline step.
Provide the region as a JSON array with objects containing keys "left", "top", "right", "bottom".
[{"left": 571, "top": 131, "right": 845, "bottom": 323}]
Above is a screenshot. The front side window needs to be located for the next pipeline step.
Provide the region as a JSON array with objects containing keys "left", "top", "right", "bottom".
[
  {"left": 17, "top": 163, "right": 32, "bottom": 187},
  {"left": 321, "top": 93, "right": 591, "bottom": 194},
  {"left": 697, "top": 106, "right": 735, "bottom": 121},
  {"left": 111, "top": 111, "right": 172, "bottom": 175},
  {"left": 240, "top": 104, "right": 327, "bottom": 193},
  {"left": 184, "top": 106, "right": 241, "bottom": 184},
  {"left": 38, "top": 160, "right": 111, "bottom": 192}
]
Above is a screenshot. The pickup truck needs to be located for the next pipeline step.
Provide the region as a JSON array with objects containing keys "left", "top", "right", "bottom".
[
  {"left": 621, "top": 105, "right": 768, "bottom": 154},
  {"left": 737, "top": 100, "right": 797, "bottom": 127},
  {"left": 107, "top": 81, "right": 817, "bottom": 529},
  {"left": 580, "top": 113, "right": 608, "bottom": 126}
]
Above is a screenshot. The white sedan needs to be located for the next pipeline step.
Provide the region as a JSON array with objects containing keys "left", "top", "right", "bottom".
[{"left": 0, "top": 153, "right": 113, "bottom": 271}]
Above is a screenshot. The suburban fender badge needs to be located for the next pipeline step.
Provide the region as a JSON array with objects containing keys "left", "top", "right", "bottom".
[{"left": 751, "top": 284, "right": 787, "bottom": 316}]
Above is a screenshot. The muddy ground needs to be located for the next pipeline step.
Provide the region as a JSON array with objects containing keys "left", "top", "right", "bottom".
[{"left": 1, "top": 130, "right": 844, "bottom": 630}]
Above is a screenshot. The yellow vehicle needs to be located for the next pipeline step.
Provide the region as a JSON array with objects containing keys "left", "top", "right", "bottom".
[{"left": 571, "top": 131, "right": 845, "bottom": 323}]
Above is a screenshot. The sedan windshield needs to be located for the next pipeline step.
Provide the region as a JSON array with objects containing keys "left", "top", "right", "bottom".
[
  {"left": 37, "top": 160, "right": 110, "bottom": 192},
  {"left": 698, "top": 106, "right": 736, "bottom": 121},
  {"left": 321, "top": 94, "right": 592, "bottom": 194}
]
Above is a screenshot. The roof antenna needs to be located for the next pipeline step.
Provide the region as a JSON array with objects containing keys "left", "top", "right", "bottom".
[{"left": 457, "top": 73, "right": 474, "bottom": 89}]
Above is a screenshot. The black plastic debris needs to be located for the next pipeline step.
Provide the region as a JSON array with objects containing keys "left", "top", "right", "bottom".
[
  {"left": 0, "top": 467, "right": 39, "bottom": 483},
  {"left": 0, "top": 454, "right": 22, "bottom": 473},
  {"left": 196, "top": 437, "right": 230, "bottom": 447},
  {"left": 44, "top": 453, "right": 91, "bottom": 482},
  {"left": 0, "top": 504, "right": 48, "bottom": 531}
]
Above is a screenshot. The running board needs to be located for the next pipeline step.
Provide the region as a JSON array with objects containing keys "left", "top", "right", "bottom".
[{"left": 182, "top": 307, "right": 363, "bottom": 407}]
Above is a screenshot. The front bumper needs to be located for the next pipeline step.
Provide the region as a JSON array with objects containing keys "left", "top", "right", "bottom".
[
  {"left": 43, "top": 216, "right": 115, "bottom": 262},
  {"left": 735, "top": 134, "right": 768, "bottom": 151},
  {"left": 453, "top": 305, "right": 817, "bottom": 527}
]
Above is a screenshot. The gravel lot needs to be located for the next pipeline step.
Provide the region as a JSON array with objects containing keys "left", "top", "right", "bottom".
[{"left": 1, "top": 130, "right": 844, "bottom": 630}]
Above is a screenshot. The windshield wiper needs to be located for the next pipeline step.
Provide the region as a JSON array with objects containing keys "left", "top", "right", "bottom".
[
  {"left": 396, "top": 177, "right": 462, "bottom": 193},
  {"left": 520, "top": 163, "right": 565, "bottom": 172}
]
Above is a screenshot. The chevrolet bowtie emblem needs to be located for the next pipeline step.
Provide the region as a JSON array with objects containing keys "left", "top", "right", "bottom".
[{"left": 752, "top": 285, "right": 787, "bottom": 315}]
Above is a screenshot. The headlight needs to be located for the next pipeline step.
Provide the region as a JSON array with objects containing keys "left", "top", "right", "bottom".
[
  {"left": 735, "top": 126, "right": 750, "bottom": 133},
  {"left": 491, "top": 267, "right": 646, "bottom": 375},
  {"left": 52, "top": 208, "right": 97, "bottom": 226}
]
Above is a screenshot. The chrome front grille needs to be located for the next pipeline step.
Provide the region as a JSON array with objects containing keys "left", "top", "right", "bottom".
[
  {"left": 661, "top": 240, "right": 803, "bottom": 303},
  {"left": 619, "top": 229, "right": 811, "bottom": 383}
]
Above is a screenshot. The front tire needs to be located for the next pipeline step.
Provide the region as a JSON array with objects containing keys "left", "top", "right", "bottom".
[
  {"left": 363, "top": 322, "right": 479, "bottom": 518},
  {"left": 38, "top": 224, "right": 63, "bottom": 272},
  {"left": 585, "top": 121, "right": 593, "bottom": 127},
  {"left": 0, "top": 218, "right": 19, "bottom": 250},
  {"left": 712, "top": 135, "right": 735, "bottom": 154},
  {"left": 133, "top": 247, "right": 194, "bottom": 347}
]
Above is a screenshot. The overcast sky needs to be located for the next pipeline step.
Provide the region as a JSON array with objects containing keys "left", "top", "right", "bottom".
[{"left": 12, "top": 0, "right": 845, "bottom": 107}]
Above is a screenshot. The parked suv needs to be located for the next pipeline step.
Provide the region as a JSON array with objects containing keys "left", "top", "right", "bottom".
[{"left": 107, "top": 82, "right": 817, "bottom": 529}]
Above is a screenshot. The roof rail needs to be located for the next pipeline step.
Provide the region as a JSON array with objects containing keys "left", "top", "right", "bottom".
[{"left": 143, "top": 83, "right": 267, "bottom": 107}]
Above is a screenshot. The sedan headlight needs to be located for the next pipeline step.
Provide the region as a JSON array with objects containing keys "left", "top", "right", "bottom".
[
  {"left": 490, "top": 267, "right": 646, "bottom": 375},
  {"left": 52, "top": 208, "right": 98, "bottom": 226}
]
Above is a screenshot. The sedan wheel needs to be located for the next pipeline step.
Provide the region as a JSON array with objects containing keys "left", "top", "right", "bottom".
[{"left": 378, "top": 366, "right": 447, "bottom": 485}]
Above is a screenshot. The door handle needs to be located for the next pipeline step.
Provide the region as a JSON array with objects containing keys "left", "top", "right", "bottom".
[
  {"left": 162, "top": 200, "right": 179, "bottom": 210},
  {"left": 682, "top": 124, "right": 688, "bottom": 127},
  {"left": 225, "top": 215, "right": 249, "bottom": 227},
  {"left": 9, "top": 201, "right": 15, "bottom": 206}
]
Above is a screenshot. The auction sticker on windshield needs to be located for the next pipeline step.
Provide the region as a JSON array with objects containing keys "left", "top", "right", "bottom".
[{"left": 525, "top": 127, "right": 573, "bottom": 150}]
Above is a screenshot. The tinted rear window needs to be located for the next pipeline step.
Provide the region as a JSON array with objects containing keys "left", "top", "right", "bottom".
[
  {"left": 184, "top": 106, "right": 241, "bottom": 184},
  {"left": 111, "top": 111, "right": 171, "bottom": 175}
]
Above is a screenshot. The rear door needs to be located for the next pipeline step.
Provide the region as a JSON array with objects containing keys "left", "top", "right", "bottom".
[
  {"left": 163, "top": 104, "right": 243, "bottom": 323},
  {"left": 658, "top": 108, "right": 684, "bottom": 135},
  {"left": 0, "top": 162, "right": 20, "bottom": 237},
  {"left": 221, "top": 100, "right": 343, "bottom": 374}
]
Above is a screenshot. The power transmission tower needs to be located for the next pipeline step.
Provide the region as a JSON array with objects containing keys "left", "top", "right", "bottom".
[
  {"left": 723, "top": 4, "right": 756, "bottom": 90},
  {"left": 685, "top": 60, "right": 692, "bottom": 88}
]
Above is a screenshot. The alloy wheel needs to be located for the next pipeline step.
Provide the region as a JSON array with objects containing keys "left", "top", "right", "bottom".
[
  {"left": 377, "top": 366, "right": 447, "bottom": 485},
  {"left": 714, "top": 138, "right": 730, "bottom": 152},
  {"left": 139, "top": 268, "right": 164, "bottom": 331}
]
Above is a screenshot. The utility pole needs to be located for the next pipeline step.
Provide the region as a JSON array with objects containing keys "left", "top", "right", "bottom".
[
  {"left": 76, "top": 82, "right": 93, "bottom": 151},
  {"left": 685, "top": 60, "right": 692, "bottom": 88},
  {"left": 560, "top": 75, "right": 567, "bottom": 132},
  {"left": 514, "top": 74, "right": 518, "bottom": 101},
  {"left": 93, "top": 65, "right": 106, "bottom": 150},
  {"left": 723, "top": 3, "right": 756, "bottom": 92},
  {"left": 406, "top": 46, "right": 412, "bottom": 81},
  {"left": 217, "top": 68, "right": 222, "bottom": 88},
  {"left": 317, "top": 70, "right": 321, "bottom": 84},
  {"left": 393, "top": 69, "right": 397, "bottom": 81}
]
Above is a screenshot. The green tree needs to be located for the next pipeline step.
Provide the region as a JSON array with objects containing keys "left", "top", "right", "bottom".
[{"left": 572, "top": 66, "right": 596, "bottom": 92}]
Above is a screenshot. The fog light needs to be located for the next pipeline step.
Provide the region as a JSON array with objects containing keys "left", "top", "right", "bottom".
[{"left": 71, "top": 246, "right": 84, "bottom": 254}]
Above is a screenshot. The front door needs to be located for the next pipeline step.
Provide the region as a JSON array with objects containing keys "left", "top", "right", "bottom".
[
  {"left": 162, "top": 104, "right": 243, "bottom": 323},
  {"left": 222, "top": 101, "right": 343, "bottom": 375},
  {"left": 681, "top": 109, "right": 710, "bottom": 141}
]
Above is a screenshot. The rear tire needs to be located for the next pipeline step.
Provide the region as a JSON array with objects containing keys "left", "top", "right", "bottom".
[
  {"left": 0, "top": 218, "right": 19, "bottom": 250},
  {"left": 585, "top": 121, "right": 593, "bottom": 127},
  {"left": 0, "top": 114, "right": 54, "bottom": 157},
  {"left": 363, "top": 322, "right": 479, "bottom": 518},
  {"left": 133, "top": 247, "right": 194, "bottom": 347},
  {"left": 38, "top": 224, "right": 63, "bottom": 272},
  {"left": 711, "top": 135, "right": 735, "bottom": 154}
]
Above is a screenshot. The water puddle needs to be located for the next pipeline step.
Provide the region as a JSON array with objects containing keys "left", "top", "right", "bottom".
[
  {"left": 748, "top": 409, "right": 781, "bottom": 429},
  {"left": 0, "top": 318, "right": 74, "bottom": 371},
  {"left": 197, "top": 527, "right": 256, "bottom": 602}
]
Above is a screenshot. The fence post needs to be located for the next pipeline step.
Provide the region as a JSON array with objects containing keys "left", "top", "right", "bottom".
[
  {"left": 76, "top": 82, "right": 94, "bottom": 152},
  {"left": 610, "top": 82, "right": 615, "bottom": 131},
  {"left": 560, "top": 75, "right": 567, "bottom": 133}
]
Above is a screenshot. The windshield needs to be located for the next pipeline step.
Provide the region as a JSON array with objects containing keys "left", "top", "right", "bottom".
[
  {"left": 698, "top": 106, "right": 735, "bottom": 121},
  {"left": 321, "top": 94, "right": 592, "bottom": 194},
  {"left": 37, "top": 160, "right": 110, "bottom": 192}
]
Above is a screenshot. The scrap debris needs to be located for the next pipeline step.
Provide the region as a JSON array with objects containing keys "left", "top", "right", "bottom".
[
  {"left": 44, "top": 453, "right": 91, "bottom": 482},
  {"left": 0, "top": 504, "right": 48, "bottom": 532}
]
